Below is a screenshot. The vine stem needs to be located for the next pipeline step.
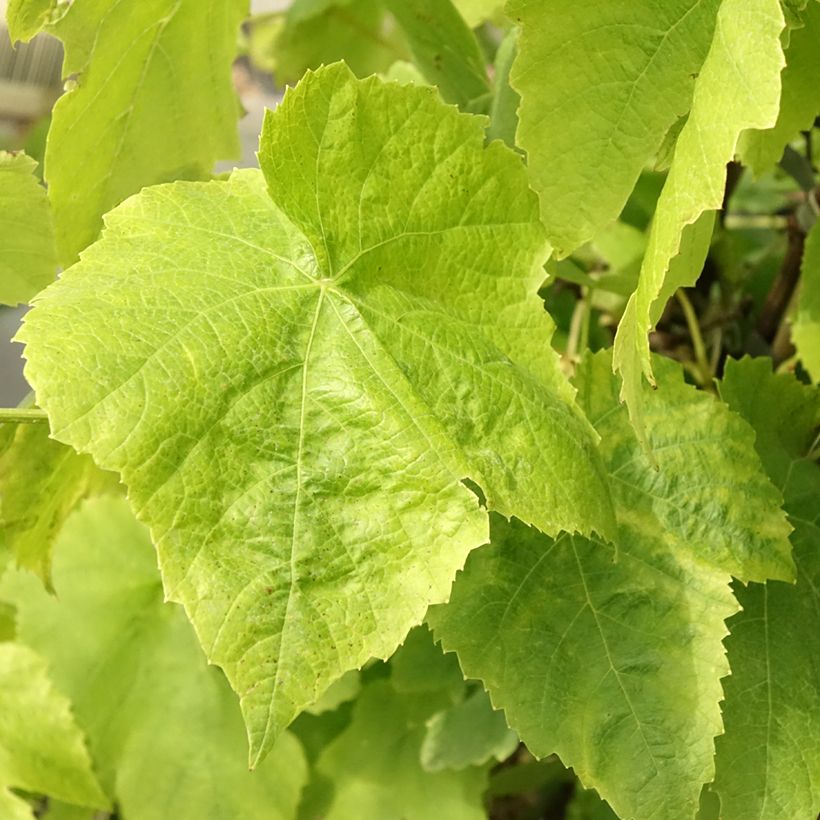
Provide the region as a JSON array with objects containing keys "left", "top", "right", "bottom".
[
  {"left": 676, "top": 289, "right": 714, "bottom": 391},
  {"left": 0, "top": 408, "right": 49, "bottom": 424}
]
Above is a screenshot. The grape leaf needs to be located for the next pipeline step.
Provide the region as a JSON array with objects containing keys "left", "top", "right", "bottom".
[
  {"left": 0, "top": 152, "right": 56, "bottom": 306},
  {"left": 0, "top": 420, "right": 119, "bottom": 588},
  {"left": 314, "top": 679, "right": 488, "bottom": 819},
  {"left": 452, "top": 0, "right": 503, "bottom": 26},
  {"left": 793, "top": 218, "right": 820, "bottom": 380},
  {"left": 429, "top": 351, "right": 793, "bottom": 820},
  {"left": 19, "top": 63, "right": 614, "bottom": 765},
  {"left": 42, "top": 0, "right": 246, "bottom": 264},
  {"left": 0, "top": 642, "right": 108, "bottom": 817},
  {"left": 421, "top": 687, "right": 518, "bottom": 772},
  {"left": 613, "top": 0, "right": 786, "bottom": 446},
  {"left": 5, "top": 0, "right": 67, "bottom": 42},
  {"left": 739, "top": 0, "right": 820, "bottom": 175},
  {"left": 1, "top": 498, "right": 308, "bottom": 820},
  {"left": 384, "top": 0, "right": 491, "bottom": 112},
  {"left": 250, "top": 0, "right": 408, "bottom": 84},
  {"left": 486, "top": 28, "right": 520, "bottom": 149},
  {"left": 509, "top": 0, "right": 721, "bottom": 257},
  {"left": 714, "top": 358, "right": 820, "bottom": 820}
]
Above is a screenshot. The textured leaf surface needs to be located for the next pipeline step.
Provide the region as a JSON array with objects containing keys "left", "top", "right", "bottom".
[
  {"left": 421, "top": 687, "right": 518, "bottom": 772},
  {"left": 714, "top": 358, "right": 820, "bottom": 820},
  {"left": 509, "top": 0, "right": 720, "bottom": 256},
  {"left": 739, "top": 0, "right": 820, "bottom": 175},
  {"left": 430, "top": 351, "right": 793, "bottom": 819},
  {"left": 385, "top": 0, "right": 491, "bottom": 112},
  {"left": 2, "top": 498, "right": 308, "bottom": 820},
  {"left": 44, "top": 0, "right": 245, "bottom": 263},
  {"left": 613, "top": 0, "right": 786, "bottom": 444},
  {"left": 0, "top": 642, "right": 108, "bottom": 814},
  {"left": 0, "top": 420, "right": 118, "bottom": 587},
  {"left": 794, "top": 218, "right": 820, "bottom": 380},
  {"left": 314, "top": 679, "right": 487, "bottom": 819},
  {"left": 20, "top": 64, "right": 614, "bottom": 765},
  {"left": 0, "top": 152, "right": 56, "bottom": 306}
]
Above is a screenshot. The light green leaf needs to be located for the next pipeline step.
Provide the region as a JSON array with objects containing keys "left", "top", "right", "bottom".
[
  {"left": 566, "top": 788, "right": 619, "bottom": 820},
  {"left": 714, "top": 358, "right": 820, "bottom": 820},
  {"left": 0, "top": 420, "right": 119, "bottom": 588},
  {"left": 385, "top": 0, "right": 491, "bottom": 112},
  {"left": 44, "top": 0, "right": 245, "bottom": 264},
  {"left": 0, "top": 642, "right": 108, "bottom": 814},
  {"left": 0, "top": 602, "right": 14, "bottom": 642},
  {"left": 315, "top": 679, "right": 488, "bottom": 819},
  {"left": 452, "top": 0, "right": 503, "bottom": 26},
  {"left": 0, "top": 152, "right": 56, "bottom": 306},
  {"left": 793, "top": 218, "right": 820, "bottom": 380},
  {"left": 5, "top": 0, "right": 66, "bottom": 43},
  {"left": 250, "top": 0, "right": 407, "bottom": 84},
  {"left": 305, "top": 669, "right": 361, "bottom": 715},
  {"left": 430, "top": 350, "right": 794, "bottom": 820},
  {"left": 486, "top": 28, "right": 520, "bottom": 149},
  {"left": 20, "top": 63, "right": 614, "bottom": 765},
  {"left": 740, "top": 1, "right": 820, "bottom": 175},
  {"left": 2, "top": 498, "right": 308, "bottom": 819},
  {"left": 421, "top": 687, "right": 518, "bottom": 772},
  {"left": 614, "top": 0, "right": 786, "bottom": 446},
  {"left": 510, "top": 0, "right": 721, "bottom": 257}
]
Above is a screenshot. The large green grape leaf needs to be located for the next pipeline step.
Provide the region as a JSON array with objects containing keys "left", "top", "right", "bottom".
[
  {"left": 19, "top": 63, "right": 614, "bottom": 765},
  {"left": 41, "top": 0, "right": 245, "bottom": 264},
  {"left": 429, "top": 351, "right": 793, "bottom": 820},
  {"left": 739, "top": 1, "right": 820, "bottom": 175},
  {"left": 793, "top": 219, "right": 820, "bottom": 380},
  {"left": 0, "top": 420, "right": 119, "bottom": 588},
  {"left": 1, "top": 498, "right": 307, "bottom": 820},
  {"left": 0, "top": 642, "right": 108, "bottom": 817},
  {"left": 313, "top": 678, "right": 488, "bottom": 819},
  {"left": 0, "top": 152, "right": 56, "bottom": 306},
  {"left": 509, "top": 0, "right": 721, "bottom": 257},
  {"left": 714, "top": 358, "right": 820, "bottom": 820},
  {"left": 613, "top": 0, "right": 786, "bottom": 444},
  {"left": 384, "top": 0, "right": 491, "bottom": 112}
]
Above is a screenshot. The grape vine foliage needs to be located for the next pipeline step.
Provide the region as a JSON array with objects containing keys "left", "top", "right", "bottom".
[{"left": 0, "top": 0, "right": 817, "bottom": 818}]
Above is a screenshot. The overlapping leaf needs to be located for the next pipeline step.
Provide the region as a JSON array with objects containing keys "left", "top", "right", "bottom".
[
  {"left": 0, "top": 419, "right": 118, "bottom": 587},
  {"left": 35, "top": 0, "right": 246, "bottom": 263},
  {"left": 714, "top": 358, "right": 820, "bottom": 819},
  {"left": 739, "top": 0, "right": 820, "bottom": 175},
  {"left": 430, "top": 351, "right": 793, "bottom": 820},
  {"left": 312, "top": 680, "right": 487, "bottom": 819},
  {"left": 794, "top": 218, "right": 820, "bottom": 380},
  {"left": 248, "top": 0, "right": 407, "bottom": 84},
  {"left": 2, "top": 498, "right": 307, "bottom": 820},
  {"left": 19, "top": 64, "right": 614, "bottom": 765},
  {"left": 0, "top": 152, "right": 56, "bottom": 306},
  {"left": 509, "top": 0, "right": 721, "bottom": 256},
  {"left": 0, "top": 643, "right": 108, "bottom": 818},
  {"left": 384, "top": 0, "right": 490, "bottom": 112},
  {"left": 613, "top": 0, "right": 786, "bottom": 444}
]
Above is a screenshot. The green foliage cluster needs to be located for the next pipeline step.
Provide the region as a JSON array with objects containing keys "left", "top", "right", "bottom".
[{"left": 0, "top": 0, "right": 818, "bottom": 818}]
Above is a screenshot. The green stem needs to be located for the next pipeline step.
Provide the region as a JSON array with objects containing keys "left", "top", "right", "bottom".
[
  {"left": 676, "top": 289, "right": 714, "bottom": 391},
  {"left": 0, "top": 408, "right": 49, "bottom": 424}
]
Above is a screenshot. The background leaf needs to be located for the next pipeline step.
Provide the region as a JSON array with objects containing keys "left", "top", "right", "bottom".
[{"left": 2, "top": 498, "right": 308, "bottom": 820}]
